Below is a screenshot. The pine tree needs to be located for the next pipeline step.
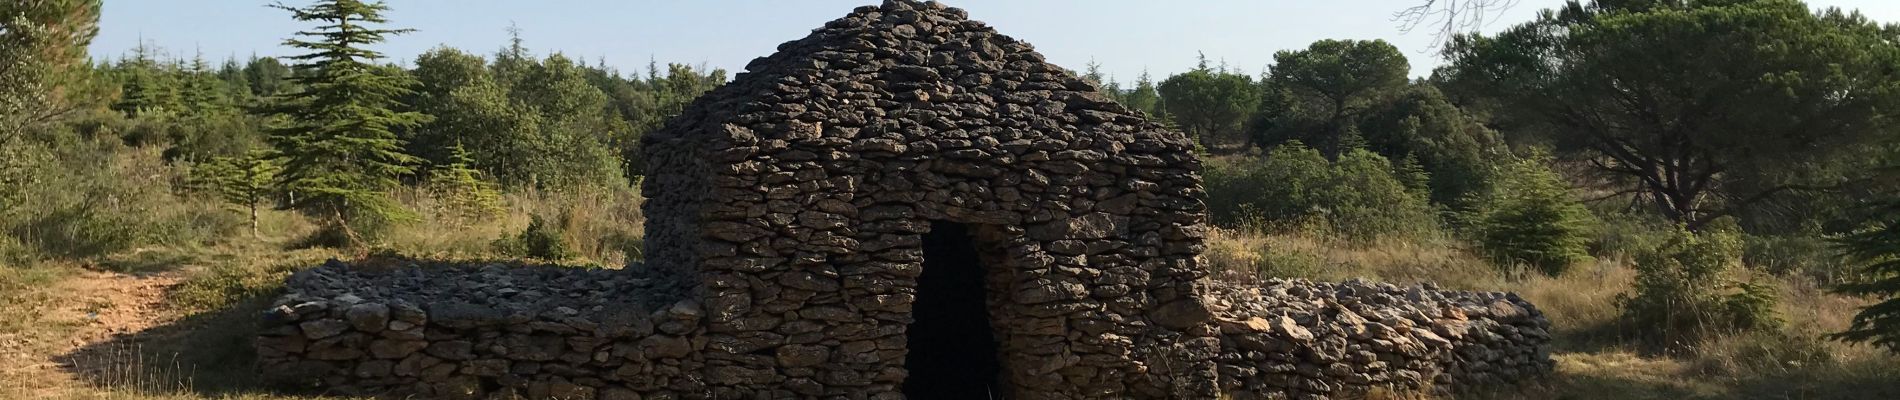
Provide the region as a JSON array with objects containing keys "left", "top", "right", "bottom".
[
  {"left": 262, "top": 0, "right": 428, "bottom": 247},
  {"left": 427, "top": 142, "right": 503, "bottom": 225},
  {"left": 216, "top": 57, "right": 252, "bottom": 104},
  {"left": 113, "top": 43, "right": 182, "bottom": 117},
  {"left": 191, "top": 150, "right": 280, "bottom": 238},
  {"left": 243, "top": 56, "right": 291, "bottom": 97},
  {"left": 181, "top": 54, "right": 232, "bottom": 117},
  {"left": 0, "top": 0, "right": 101, "bottom": 134},
  {"left": 1122, "top": 71, "right": 1162, "bottom": 119},
  {"left": 1835, "top": 200, "right": 1900, "bottom": 353}
]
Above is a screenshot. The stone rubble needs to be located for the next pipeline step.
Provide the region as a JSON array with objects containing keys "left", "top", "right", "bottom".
[{"left": 1208, "top": 278, "right": 1553, "bottom": 398}]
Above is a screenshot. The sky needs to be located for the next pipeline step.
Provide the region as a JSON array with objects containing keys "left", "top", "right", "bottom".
[{"left": 89, "top": 0, "right": 1900, "bottom": 81}]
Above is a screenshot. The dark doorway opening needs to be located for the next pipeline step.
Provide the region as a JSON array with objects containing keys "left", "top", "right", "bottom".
[{"left": 904, "top": 221, "right": 1005, "bottom": 399}]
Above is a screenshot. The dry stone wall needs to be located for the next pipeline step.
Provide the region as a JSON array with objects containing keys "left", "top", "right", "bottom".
[
  {"left": 1209, "top": 278, "right": 1553, "bottom": 399},
  {"left": 257, "top": 261, "right": 710, "bottom": 399},
  {"left": 257, "top": 0, "right": 1553, "bottom": 398},
  {"left": 260, "top": 261, "right": 1551, "bottom": 399}
]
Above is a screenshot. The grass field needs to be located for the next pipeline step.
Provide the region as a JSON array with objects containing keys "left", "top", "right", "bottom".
[{"left": 2, "top": 204, "right": 1898, "bottom": 399}]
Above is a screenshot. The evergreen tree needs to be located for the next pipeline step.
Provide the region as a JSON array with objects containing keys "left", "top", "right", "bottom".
[
  {"left": 426, "top": 142, "right": 503, "bottom": 225},
  {"left": 262, "top": 0, "right": 427, "bottom": 246},
  {"left": 243, "top": 56, "right": 292, "bottom": 97},
  {"left": 216, "top": 57, "right": 253, "bottom": 104},
  {"left": 1255, "top": 39, "right": 1410, "bottom": 157},
  {"left": 0, "top": 0, "right": 101, "bottom": 134},
  {"left": 1462, "top": 153, "right": 1595, "bottom": 275},
  {"left": 112, "top": 43, "right": 183, "bottom": 117},
  {"left": 1441, "top": 0, "right": 1900, "bottom": 229},
  {"left": 1158, "top": 56, "right": 1260, "bottom": 152},
  {"left": 180, "top": 54, "right": 233, "bottom": 117},
  {"left": 190, "top": 150, "right": 280, "bottom": 238},
  {"left": 1121, "top": 71, "right": 1163, "bottom": 119},
  {"left": 1835, "top": 199, "right": 1900, "bottom": 353}
]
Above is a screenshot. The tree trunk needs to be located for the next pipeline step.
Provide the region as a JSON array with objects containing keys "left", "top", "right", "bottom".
[{"left": 249, "top": 201, "right": 259, "bottom": 238}]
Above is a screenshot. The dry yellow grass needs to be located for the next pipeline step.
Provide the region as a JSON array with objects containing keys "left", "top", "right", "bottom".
[
  {"left": 4, "top": 198, "right": 1899, "bottom": 399},
  {"left": 0, "top": 187, "right": 639, "bottom": 400},
  {"left": 1205, "top": 227, "right": 1900, "bottom": 400}
]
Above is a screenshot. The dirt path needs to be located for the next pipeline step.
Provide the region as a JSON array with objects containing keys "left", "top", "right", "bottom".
[{"left": 0, "top": 269, "right": 186, "bottom": 398}]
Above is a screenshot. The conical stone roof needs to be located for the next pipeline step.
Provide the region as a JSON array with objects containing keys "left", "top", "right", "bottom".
[{"left": 640, "top": 0, "right": 1218, "bottom": 398}]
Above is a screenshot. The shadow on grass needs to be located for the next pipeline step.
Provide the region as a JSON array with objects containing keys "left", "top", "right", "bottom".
[
  {"left": 1467, "top": 372, "right": 1705, "bottom": 400},
  {"left": 53, "top": 290, "right": 342, "bottom": 398},
  {"left": 1722, "top": 358, "right": 1900, "bottom": 400},
  {"left": 95, "top": 247, "right": 211, "bottom": 275}
]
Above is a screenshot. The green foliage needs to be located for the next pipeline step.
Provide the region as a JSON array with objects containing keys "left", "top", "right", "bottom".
[
  {"left": 1355, "top": 84, "right": 1508, "bottom": 206},
  {"left": 1158, "top": 56, "right": 1260, "bottom": 151},
  {"left": 1254, "top": 39, "right": 1409, "bottom": 157},
  {"left": 0, "top": 0, "right": 100, "bottom": 135},
  {"left": 1462, "top": 154, "right": 1595, "bottom": 275},
  {"left": 1084, "top": 66, "right": 1165, "bottom": 120},
  {"left": 1205, "top": 143, "right": 1440, "bottom": 241},
  {"left": 1745, "top": 234, "right": 1851, "bottom": 281},
  {"left": 1441, "top": 0, "right": 1900, "bottom": 229},
  {"left": 1619, "top": 228, "right": 1780, "bottom": 349},
  {"left": 263, "top": 0, "right": 426, "bottom": 245},
  {"left": 409, "top": 41, "right": 723, "bottom": 188},
  {"left": 425, "top": 143, "right": 504, "bottom": 224},
  {"left": 1833, "top": 201, "right": 1900, "bottom": 353},
  {"left": 1252, "top": 242, "right": 1325, "bottom": 280},
  {"left": 494, "top": 214, "right": 573, "bottom": 260},
  {"left": 243, "top": 56, "right": 293, "bottom": 98},
  {"left": 3, "top": 137, "right": 241, "bottom": 261},
  {"left": 188, "top": 150, "right": 280, "bottom": 237},
  {"left": 1118, "top": 71, "right": 1164, "bottom": 119}
]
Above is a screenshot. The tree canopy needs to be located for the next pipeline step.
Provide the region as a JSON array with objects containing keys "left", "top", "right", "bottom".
[
  {"left": 1159, "top": 57, "right": 1260, "bottom": 152},
  {"left": 1439, "top": 0, "right": 1900, "bottom": 229},
  {"left": 263, "top": 0, "right": 428, "bottom": 242},
  {"left": 1255, "top": 39, "right": 1411, "bottom": 157},
  {"left": 0, "top": 0, "right": 100, "bottom": 136}
]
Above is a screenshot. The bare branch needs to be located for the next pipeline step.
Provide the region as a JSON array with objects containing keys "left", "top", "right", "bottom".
[{"left": 1394, "top": 0, "right": 1521, "bottom": 49}]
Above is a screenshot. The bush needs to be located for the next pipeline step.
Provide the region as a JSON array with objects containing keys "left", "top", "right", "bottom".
[
  {"left": 2, "top": 136, "right": 241, "bottom": 261},
  {"left": 1252, "top": 242, "right": 1326, "bottom": 279},
  {"left": 1618, "top": 228, "right": 1780, "bottom": 349},
  {"left": 1204, "top": 143, "right": 1440, "bottom": 241},
  {"left": 1460, "top": 154, "right": 1594, "bottom": 275},
  {"left": 1744, "top": 234, "right": 1851, "bottom": 281},
  {"left": 1586, "top": 208, "right": 1675, "bottom": 259},
  {"left": 494, "top": 214, "right": 573, "bottom": 260}
]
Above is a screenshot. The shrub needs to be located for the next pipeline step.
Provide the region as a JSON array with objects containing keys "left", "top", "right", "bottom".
[
  {"left": 1618, "top": 228, "right": 1781, "bottom": 349},
  {"left": 1253, "top": 242, "right": 1326, "bottom": 279},
  {"left": 424, "top": 143, "right": 504, "bottom": 225},
  {"left": 1744, "top": 234, "right": 1851, "bottom": 281},
  {"left": 494, "top": 214, "right": 573, "bottom": 260},
  {"left": 1586, "top": 207, "right": 1677, "bottom": 260},
  {"left": 1461, "top": 154, "right": 1594, "bottom": 275},
  {"left": 3, "top": 137, "right": 241, "bottom": 261},
  {"left": 1204, "top": 143, "right": 1440, "bottom": 241}
]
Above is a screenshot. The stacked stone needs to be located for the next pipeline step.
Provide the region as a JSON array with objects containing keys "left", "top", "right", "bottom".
[
  {"left": 257, "top": 260, "right": 709, "bottom": 399},
  {"left": 642, "top": 0, "right": 1219, "bottom": 398},
  {"left": 1208, "top": 278, "right": 1554, "bottom": 399},
  {"left": 256, "top": 0, "right": 1557, "bottom": 397}
]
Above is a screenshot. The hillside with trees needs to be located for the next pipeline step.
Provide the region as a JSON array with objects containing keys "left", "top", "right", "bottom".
[{"left": 4, "top": 0, "right": 1900, "bottom": 399}]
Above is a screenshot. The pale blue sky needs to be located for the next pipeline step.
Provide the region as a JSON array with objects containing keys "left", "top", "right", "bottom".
[{"left": 89, "top": 1, "right": 1900, "bottom": 80}]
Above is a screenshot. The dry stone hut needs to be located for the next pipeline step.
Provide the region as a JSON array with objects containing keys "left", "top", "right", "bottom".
[
  {"left": 640, "top": 0, "right": 1220, "bottom": 397},
  {"left": 257, "top": 1, "right": 1554, "bottom": 399}
]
